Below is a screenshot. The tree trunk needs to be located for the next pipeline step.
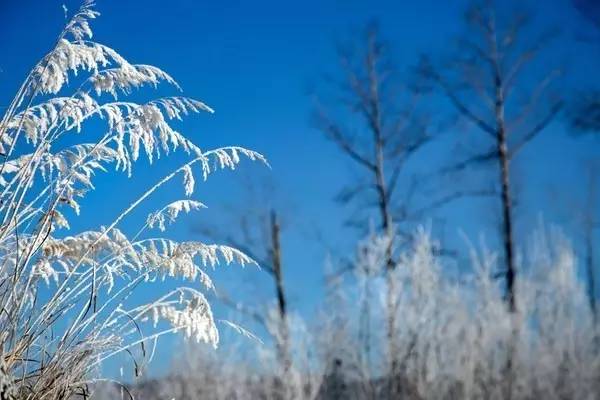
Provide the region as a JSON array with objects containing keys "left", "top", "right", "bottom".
[
  {"left": 270, "top": 211, "right": 292, "bottom": 400},
  {"left": 492, "top": 26, "right": 517, "bottom": 400},
  {"left": 585, "top": 170, "right": 597, "bottom": 318},
  {"left": 364, "top": 36, "right": 399, "bottom": 396},
  {"left": 497, "top": 131, "right": 516, "bottom": 312},
  {"left": 492, "top": 35, "right": 516, "bottom": 312},
  {"left": 586, "top": 228, "right": 596, "bottom": 317},
  {"left": 358, "top": 260, "right": 373, "bottom": 373},
  {"left": 270, "top": 211, "right": 290, "bottom": 372},
  {"left": 374, "top": 127, "right": 398, "bottom": 399}
]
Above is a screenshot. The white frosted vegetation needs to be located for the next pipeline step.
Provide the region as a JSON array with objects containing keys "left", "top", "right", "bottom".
[
  {"left": 345, "top": 228, "right": 600, "bottom": 399},
  {"left": 134, "top": 228, "right": 600, "bottom": 400},
  {"left": 0, "top": 1, "right": 265, "bottom": 398}
]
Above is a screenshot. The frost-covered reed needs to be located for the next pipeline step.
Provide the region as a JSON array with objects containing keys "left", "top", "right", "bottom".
[{"left": 0, "top": 1, "right": 265, "bottom": 398}]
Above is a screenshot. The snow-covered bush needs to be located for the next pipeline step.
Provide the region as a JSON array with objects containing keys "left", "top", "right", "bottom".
[
  {"left": 362, "top": 227, "right": 600, "bottom": 399},
  {"left": 140, "top": 227, "right": 600, "bottom": 400},
  {"left": 0, "top": 1, "right": 265, "bottom": 398}
]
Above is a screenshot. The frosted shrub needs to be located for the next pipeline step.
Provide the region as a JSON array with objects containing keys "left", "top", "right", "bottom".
[
  {"left": 382, "top": 227, "right": 600, "bottom": 399},
  {"left": 302, "top": 228, "right": 599, "bottom": 399},
  {"left": 122, "top": 227, "right": 599, "bottom": 399},
  {"left": 0, "top": 2, "right": 265, "bottom": 398}
]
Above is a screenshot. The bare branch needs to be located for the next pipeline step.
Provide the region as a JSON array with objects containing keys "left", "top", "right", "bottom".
[
  {"left": 436, "top": 75, "right": 496, "bottom": 138},
  {"left": 402, "top": 132, "right": 432, "bottom": 159},
  {"left": 315, "top": 109, "right": 376, "bottom": 172},
  {"left": 507, "top": 68, "right": 562, "bottom": 132},
  {"left": 458, "top": 60, "right": 496, "bottom": 111},
  {"left": 407, "top": 189, "right": 497, "bottom": 220},
  {"left": 384, "top": 91, "right": 422, "bottom": 144},
  {"left": 335, "top": 182, "right": 377, "bottom": 204},
  {"left": 509, "top": 101, "right": 563, "bottom": 159},
  {"left": 500, "top": 11, "right": 530, "bottom": 50},
  {"left": 456, "top": 38, "right": 494, "bottom": 67},
  {"left": 440, "top": 149, "right": 497, "bottom": 175},
  {"left": 386, "top": 163, "right": 403, "bottom": 202}
]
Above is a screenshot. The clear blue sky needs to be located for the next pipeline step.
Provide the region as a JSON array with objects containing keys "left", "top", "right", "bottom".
[{"left": 1, "top": 0, "right": 599, "bottom": 375}]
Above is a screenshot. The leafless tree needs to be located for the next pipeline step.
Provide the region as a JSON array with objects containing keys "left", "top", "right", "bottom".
[
  {"left": 191, "top": 181, "right": 291, "bottom": 392},
  {"left": 314, "top": 22, "right": 440, "bottom": 398},
  {"left": 420, "top": 0, "right": 563, "bottom": 311}
]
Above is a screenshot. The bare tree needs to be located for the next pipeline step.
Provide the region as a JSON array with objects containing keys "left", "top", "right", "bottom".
[
  {"left": 192, "top": 181, "right": 292, "bottom": 390},
  {"left": 421, "top": 0, "right": 563, "bottom": 311},
  {"left": 314, "top": 22, "right": 438, "bottom": 398}
]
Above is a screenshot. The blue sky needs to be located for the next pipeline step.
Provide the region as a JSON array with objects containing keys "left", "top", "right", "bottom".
[{"left": 1, "top": 0, "right": 599, "bottom": 375}]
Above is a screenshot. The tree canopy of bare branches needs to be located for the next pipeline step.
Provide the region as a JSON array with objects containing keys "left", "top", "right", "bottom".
[{"left": 420, "top": 0, "right": 563, "bottom": 311}]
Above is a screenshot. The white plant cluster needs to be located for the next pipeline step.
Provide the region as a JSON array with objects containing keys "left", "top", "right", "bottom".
[
  {"left": 351, "top": 227, "right": 600, "bottom": 399},
  {"left": 124, "top": 228, "right": 600, "bottom": 400},
  {"left": 0, "top": 1, "right": 265, "bottom": 398}
]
